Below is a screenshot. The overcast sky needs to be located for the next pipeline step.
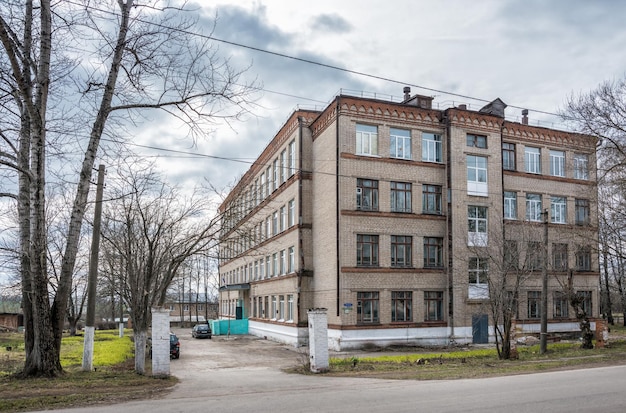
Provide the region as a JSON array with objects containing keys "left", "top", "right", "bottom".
[{"left": 129, "top": 0, "right": 626, "bottom": 191}]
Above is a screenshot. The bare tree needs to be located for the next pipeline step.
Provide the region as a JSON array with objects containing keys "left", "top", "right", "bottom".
[
  {"left": 100, "top": 164, "right": 222, "bottom": 374},
  {"left": 0, "top": 0, "right": 255, "bottom": 377}
]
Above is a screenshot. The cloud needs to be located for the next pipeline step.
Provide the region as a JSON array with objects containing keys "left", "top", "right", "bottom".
[{"left": 310, "top": 13, "right": 353, "bottom": 33}]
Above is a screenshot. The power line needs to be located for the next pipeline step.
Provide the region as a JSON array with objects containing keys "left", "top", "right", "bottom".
[{"left": 62, "top": 0, "right": 567, "bottom": 120}]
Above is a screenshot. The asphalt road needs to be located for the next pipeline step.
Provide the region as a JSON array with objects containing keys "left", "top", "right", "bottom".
[{"left": 33, "top": 328, "right": 626, "bottom": 413}]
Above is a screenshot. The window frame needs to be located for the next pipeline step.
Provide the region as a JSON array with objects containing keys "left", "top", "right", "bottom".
[
  {"left": 576, "top": 246, "right": 591, "bottom": 271},
  {"left": 525, "top": 193, "right": 543, "bottom": 222},
  {"left": 466, "top": 133, "right": 487, "bottom": 148},
  {"left": 357, "top": 291, "right": 379, "bottom": 324},
  {"left": 390, "top": 128, "right": 412, "bottom": 160},
  {"left": 502, "top": 142, "right": 516, "bottom": 171},
  {"left": 504, "top": 191, "right": 517, "bottom": 220},
  {"left": 356, "top": 178, "right": 379, "bottom": 211},
  {"left": 356, "top": 123, "right": 378, "bottom": 156},
  {"left": 391, "top": 291, "right": 412, "bottom": 322},
  {"left": 423, "top": 237, "right": 443, "bottom": 268},
  {"left": 527, "top": 291, "right": 541, "bottom": 319},
  {"left": 424, "top": 291, "right": 444, "bottom": 321},
  {"left": 553, "top": 291, "right": 569, "bottom": 318},
  {"left": 550, "top": 196, "right": 567, "bottom": 224},
  {"left": 422, "top": 133, "right": 442, "bottom": 163},
  {"left": 468, "top": 206, "right": 488, "bottom": 246},
  {"left": 391, "top": 235, "right": 412, "bottom": 268},
  {"left": 357, "top": 234, "right": 379, "bottom": 267},
  {"left": 422, "top": 184, "right": 442, "bottom": 214},
  {"left": 524, "top": 146, "right": 541, "bottom": 174},
  {"left": 575, "top": 199, "right": 590, "bottom": 225},
  {"left": 552, "top": 243, "right": 568, "bottom": 271},
  {"left": 467, "top": 155, "right": 488, "bottom": 196},
  {"left": 549, "top": 150, "right": 565, "bottom": 177},
  {"left": 573, "top": 153, "right": 589, "bottom": 180},
  {"left": 390, "top": 181, "right": 412, "bottom": 213},
  {"left": 468, "top": 257, "right": 489, "bottom": 299}
]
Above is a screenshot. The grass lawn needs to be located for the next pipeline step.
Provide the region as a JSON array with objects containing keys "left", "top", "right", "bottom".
[{"left": 0, "top": 330, "right": 177, "bottom": 413}]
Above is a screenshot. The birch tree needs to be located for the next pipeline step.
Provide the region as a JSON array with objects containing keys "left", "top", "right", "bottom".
[{"left": 0, "top": 0, "right": 255, "bottom": 377}]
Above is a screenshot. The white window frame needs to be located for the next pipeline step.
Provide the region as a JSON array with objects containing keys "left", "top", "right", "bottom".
[
  {"left": 467, "top": 155, "right": 488, "bottom": 196},
  {"left": 390, "top": 128, "right": 411, "bottom": 160},
  {"left": 468, "top": 257, "right": 489, "bottom": 299},
  {"left": 288, "top": 246, "right": 295, "bottom": 273},
  {"left": 287, "top": 294, "right": 294, "bottom": 322},
  {"left": 551, "top": 196, "right": 567, "bottom": 224},
  {"left": 288, "top": 199, "right": 295, "bottom": 227},
  {"left": 422, "top": 133, "right": 442, "bottom": 163},
  {"left": 468, "top": 206, "right": 488, "bottom": 247},
  {"left": 573, "top": 153, "right": 589, "bottom": 180},
  {"left": 280, "top": 250, "right": 286, "bottom": 275},
  {"left": 550, "top": 150, "right": 565, "bottom": 177},
  {"left": 356, "top": 124, "right": 378, "bottom": 156},
  {"left": 525, "top": 147, "right": 541, "bottom": 174},
  {"left": 504, "top": 191, "right": 517, "bottom": 220},
  {"left": 289, "top": 139, "right": 296, "bottom": 177},
  {"left": 280, "top": 206, "right": 286, "bottom": 232},
  {"left": 526, "top": 193, "right": 543, "bottom": 222}
]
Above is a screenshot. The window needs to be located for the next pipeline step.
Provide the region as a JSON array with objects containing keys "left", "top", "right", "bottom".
[
  {"left": 260, "top": 173, "right": 265, "bottom": 200},
  {"left": 573, "top": 153, "right": 589, "bottom": 180},
  {"left": 391, "top": 235, "right": 412, "bottom": 267},
  {"left": 467, "top": 155, "right": 488, "bottom": 196},
  {"left": 422, "top": 184, "right": 442, "bottom": 214},
  {"left": 259, "top": 257, "right": 265, "bottom": 279},
  {"left": 391, "top": 181, "right": 412, "bottom": 212},
  {"left": 272, "top": 211, "right": 278, "bottom": 235},
  {"left": 280, "top": 149, "right": 287, "bottom": 184},
  {"left": 468, "top": 257, "right": 489, "bottom": 299},
  {"left": 550, "top": 196, "right": 566, "bottom": 224},
  {"left": 390, "top": 128, "right": 411, "bottom": 160},
  {"left": 504, "top": 240, "right": 519, "bottom": 270},
  {"left": 265, "top": 217, "right": 271, "bottom": 239},
  {"left": 550, "top": 150, "right": 565, "bottom": 177},
  {"left": 575, "top": 199, "right": 590, "bottom": 225},
  {"left": 357, "top": 234, "right": 379, "bottom": 267},
  {"left": 526, "top": 193, "right": 542, "bottom": 222},
  {"left": 528, "top": 291, "right": 541, "bottom": 319},
  {"left": 265, "top": 166, "right": 272, "bottom": 197},
  {"left": 391, "top": 291, "right": 412, "bottom": 322},
  {"left": 504, "top": 191, "right": 517, "bottom": 220},
  {"left": 356, "top": 179, "right": 379, "bottom": 211},
  {"left": 577, "top": 291, "right": 592, "bottom": 317},
  {"left": 423, "top": 237, "right": 443, "bottom": 268},
  {"left": 183, "top": 304, "right": 189, "bottom": 312},
  {"left": 553, "top": 243, "right": 568, "bottom": 271},
  {"left": 279, "top": 295, "right": 285, "bottom": 320},
  {"left": 288, "top": 199, "right": 295, "bottom": 227},
  {"left": 576, "top": 246, "right": 591, "bottom": 271},
  {"left": 287, "top": 295, "right": 294, "bottom": 322},
  {"left": 424, "top": 291, "right": 444, "bottom": 321},
  {"left": 527, "top": 241, "right": 543, "bottom": 271},
  {"left": 288, "top": 246, "right": 295, "bottom": 273},
  {"left": 468, "top": 206, "right": 488, "bottom": 246},
  {"left": 422, "top": 133, "right": 442, "bottom": 162},
  {"left": 289, "top": 139, "right": 296, "bottom": 177},
  {"left": 272, "top": 159, "right": 279, "bottom": 191},
  {"left": 502, "top": 142, "right": 516, "bottom": 171},
  {"left": 271, "top": 295, "right": 277, "bottom": 319},
  {"left": 272, "top": 253, "right": 278, "bottom": 277},
  {"left": 356, "top": 124, "right": 378, "bottom": 156},
  {"left": 265, "top": 256, "right": 270, "bottom": 278},
  {"left": 280, "top": 250, "right": 286, "bottom": 275},
  {"left": 525, "top": 146, "right": 541, "bottom": 174},
  {"left": 357, "top": 292, "right": 379, "bottom": 323},
  {"left": 467, "top": 133, "right": 487, "bottom": 148},
  {"left": 553, "top": 291, "right": 569, "bottom": 318}
]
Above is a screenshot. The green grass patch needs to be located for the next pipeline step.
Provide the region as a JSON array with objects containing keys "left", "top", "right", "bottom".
[{"left": 60, "top": 330, "right": 134, "bottom": 368}]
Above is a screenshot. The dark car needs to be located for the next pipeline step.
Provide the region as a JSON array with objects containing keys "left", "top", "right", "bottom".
[
  {"left": 192, "top": 324, "right": 212, "bottom": 339},
  {"left": 170, "top": 333, "right": 180, "bottom": 359}
]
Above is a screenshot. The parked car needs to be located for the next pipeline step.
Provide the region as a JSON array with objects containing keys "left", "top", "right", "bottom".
[
  {"left": 170, "top": 333, "right": 180, "bottom": 359},
  {"left": 192, "top": 323, "right": 212, "bottom": 339}
]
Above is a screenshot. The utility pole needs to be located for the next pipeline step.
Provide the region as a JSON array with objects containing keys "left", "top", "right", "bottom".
[
  {"left": 82, "top": 164, "right": 105, "bottom": 371},
  {"left": 540, "top": 208, "right": 549, "bottom": 354}
]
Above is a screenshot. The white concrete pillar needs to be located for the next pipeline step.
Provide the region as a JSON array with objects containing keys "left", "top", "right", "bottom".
[
  {"left": 151, "top": 307, "right": 171, "bottom": 376},
  {"left": 307, "top": 308, "right": 329, "bottom": 373}
]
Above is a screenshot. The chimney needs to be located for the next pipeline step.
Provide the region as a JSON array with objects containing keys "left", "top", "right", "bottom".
[
  {"left": 403, "top": 87, "right": 411, "bottom": 101},
  {"left": 458, "top": 104, "right": 467, "bottom": 110},
  {"left": 522, "top": 109, "right": 529, "bottom": 125}
]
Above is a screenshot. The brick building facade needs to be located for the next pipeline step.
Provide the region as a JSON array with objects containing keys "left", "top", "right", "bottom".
[{"left": 218, "top": 90, "right": 599, "bottom": 350}]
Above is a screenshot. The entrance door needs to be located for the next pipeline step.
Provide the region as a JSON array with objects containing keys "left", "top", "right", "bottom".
[{"left": 472, "top": 314, "right": 489, "bottom": 344}]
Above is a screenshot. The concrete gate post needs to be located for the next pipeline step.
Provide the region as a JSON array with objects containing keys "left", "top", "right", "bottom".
[
  {"left": 307, "top": 308, "right": 329, "bottom": 373},
  {"left": 151, "top": 307, "right": 171, "bottom": 376}
]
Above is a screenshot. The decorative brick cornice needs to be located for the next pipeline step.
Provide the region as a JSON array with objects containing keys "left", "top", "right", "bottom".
[
  {"left": 502, "top": 121, "right": 597, "bottom": 151},
  {"left": 445, "top": 108, "right": 504, "bottom": 132}
]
